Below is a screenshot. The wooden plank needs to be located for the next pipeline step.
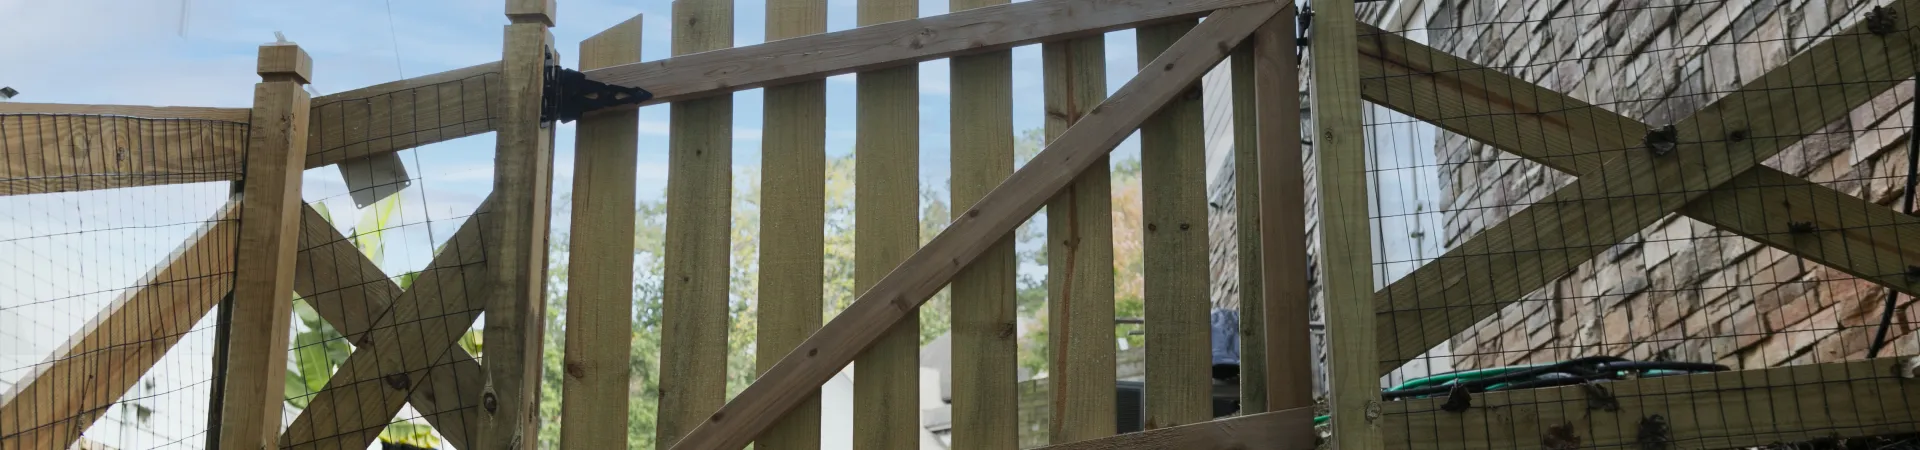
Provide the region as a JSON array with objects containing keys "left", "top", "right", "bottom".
[
  {"left": 754, "top": 0, "right": 827, "bottom": 449},
  {"left": 561, "top": 15, "right": 644, "bottom": 450},
  {"left": 1382, "top": 359, "right": 1920, "bottom": 449},
  {"left": 1360, "top": 5, "right": 1920, "bottom": 374},
  {"left": 0, "top": 202, "right": 239, "bottom": 450},
  {"left": 0, "top": 102, "right": 252, "bottom": 121},
  {"left": 481, "top": 0, "right": 556, "bottom": 445},
  {"left": 1042, "top": 32, "right": 1116, "bottom": 444},
  {"left": 217, "top": 43, "right": 313, "bottom": 449},
  {"left": 583, "top": 0, "right": 1269, "bottom": 107},
  {"left": 278, "top": 199, "right": 492, "bottom": 450},
  {"left": 1137, "top": 18, "right": 1214, "bottom": 430},
  {"left": 1250, "top": 9, "right": 1312, "bottom": 424},
  {"left": 657, "top": 0, "right": 734, "bottom": 446},
  {"left": 948, "top": 0, "right": 1017, "bottom": 444},
  {"left": 288, "top": 203, "right": 485, "bottom": 449},
  {"left": 0, "top": 113, "right": 250, "bottom": 196},
  {"left": 302, "top": 62, "right": 505, "bottom": 170},
  {"left": 664, "top": 5, "right": 1282, "bottom": 448},
  {"left": 1357, "top": 25, "right": 1920, "bottom": 313},
  {"left": 852, "top": 0, "right": 920, "bottom": 446},
  {"left": 1035, "top": 406, "right": 1317, "bottom": 450},
  {"left": 1309, "top": 0, "right": 1382, "bottom": 448}
]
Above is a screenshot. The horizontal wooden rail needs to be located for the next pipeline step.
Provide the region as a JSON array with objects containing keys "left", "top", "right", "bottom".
[
  {"left": 1384, "top": 358, "right": 1920, "bottom": 449},
  {"left": 0, "top": 202, "right": 240, "bottom": 450},
  {"left": 664, "top": 4, "right": 1282, "bottom": 448},
  {"left": 582, "top": 0, "right": 1270, "bottom": 106},
  {"left": 0, "top": 63, "right": 503, "bottom": 198},
  {"left": 1035, "top": 407, "right": 1316, "bottom": 449},
  {"left": 0, "top": 102, "right": 252, "bottom": 121},
  {"left": 303, "top": 62, "right": 504, "bottom": 169}
]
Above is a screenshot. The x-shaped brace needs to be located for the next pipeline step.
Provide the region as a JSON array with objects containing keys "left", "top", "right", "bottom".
[{"left": 1358, "top": 3, "right": 1920, "bottom": 373}]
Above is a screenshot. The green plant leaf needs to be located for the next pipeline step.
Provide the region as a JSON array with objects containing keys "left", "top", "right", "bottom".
[{"left": 377, "top": 421, "right": 442, "bottom": 448}]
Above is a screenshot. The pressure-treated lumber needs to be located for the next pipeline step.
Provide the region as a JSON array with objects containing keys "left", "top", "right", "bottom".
[
  {"left": 1357, "top": 22, "right": 1920, "bottom": 301},
  {"left": 303, "top": 62, "right": 504, "bottom": 170},
  {"left": 952, "top": 1, "right": 1021, "bottom": 446},
  {"left": 755, "top": 0, "right": 827, "bottom": 448},
  {"left": 279, "top": 199, "right": 492, "bottom": 450},
  {"left": 1382, "top": 358, "right": 1920, "bottom": 449},
  {"left": 1034, "top": 406, "right": 1317, "bottom": 450},
  {"left": 1137, "top": 18, "right": 1214, "bottom": 430},
  {"left": 583, "top": 0, "right": 1269, "bottom": 107},
  {"left": 0, "top": 102, "right": 252, "bottom": 121},
  {"left": 853, "top": 0, "right": 921, "bottom": 445},
  {"left": 1042, "top": 32, "right": 1116, "bottom": 444},
  {"left": 948, "top": 0, "right": 1017, "bottom": 443},
  {"left": 0, "top": 202, "right": 239, "bottom": 450},
  {"left": 0, "top": 62, "right": 504, "bottom": 197},
  {"left": 1250, "top": 9, "right": 1312, "bottom": 423},
  {"left": 0, "top": 111, "right": 250, "bottom": 196},
  {"left": 1310, "top": 0, "right": 1382, "bottom": 447},
  {"left": 657, "top": 0, "right": 734, "bottom": 446},
  {"left": 1358, "top": 6, "right": 1920, "bottom": 374},
  {"left": 561, "top": 15, "right": 644, "bottom": 450},
  {"left": 289, "top": 204, "right": 484, "bottom": 449},
  {"left": 481, "top": 4, "right": 556, "bottom": 446},
  {"left": 217, "top": 43, "right": 313, "bottom": 449},
  {"left": 664, "top": 6, "right": 1283, "bottom": 448}
]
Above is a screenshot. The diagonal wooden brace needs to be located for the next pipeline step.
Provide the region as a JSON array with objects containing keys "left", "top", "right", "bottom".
[
  {"left": 663, "top": 4, "right": 1283, "bottom": 448},
  {"left": 1355, "top": 3, "right": 1920, "bottom": 373},
  {"left": 287, "top": 203, "right": 485, "bottom": 449},
  {"left": 278, "top": 198, "right": 492, "bottom": 450}
]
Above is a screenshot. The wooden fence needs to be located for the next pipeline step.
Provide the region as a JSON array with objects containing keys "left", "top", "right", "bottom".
[{"left": 5, "top": 0, "right": 1920, "bottom": 448}]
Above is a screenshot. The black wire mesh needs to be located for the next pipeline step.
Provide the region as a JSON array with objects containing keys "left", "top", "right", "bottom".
[
  {"left": 1350, "top": 0, "right": 1920, "bottom": 447},
  {"left": 0, "top": 112, "right": 246, "bottom": 449},
  {"left": 278, "top": 69, "right": 500, "bottom": 450}
]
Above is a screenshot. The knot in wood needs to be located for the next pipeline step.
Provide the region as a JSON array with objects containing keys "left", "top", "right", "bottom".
[
  {"left": 1643, "top": 124, "right": 1678, "bottom": 156},
  {"left": 1867, "top": 6, "right": 1901, "bottom": 35},
  {"left": 383, "top": 373, "right": 411, "bottom": 390}
]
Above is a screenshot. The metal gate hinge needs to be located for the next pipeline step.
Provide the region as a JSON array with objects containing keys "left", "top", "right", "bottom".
[{"left": 540, "top": 50, "right": 653, "bottom": 124}]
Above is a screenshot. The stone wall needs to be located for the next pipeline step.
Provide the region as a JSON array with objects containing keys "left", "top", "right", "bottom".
[{"left": 1353, "top": 0, "right": 1920, "bottom": 372}]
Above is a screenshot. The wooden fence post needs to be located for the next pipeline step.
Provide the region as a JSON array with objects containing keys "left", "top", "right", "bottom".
[
  {"left": 1138, "top": 17, "right": 1214, "bottom": 430},
  {"left": 1308, "top": 0, "right": 1384, "bottom": 447},
  {"left": 1250, "top": 6, "right": 1312, "bottom": 421},
  {"left": 756, "top": 0, "right": 828, "bottom": 445},
  {"left": 561, "top": 14, "right": 643, "bottom": 450},
  {"left": 218, "top": 42, "right": 313, "bottom": 449},
  {"left": 484, "top": 0, "right": 556, "bottom": 447},
  {"left": 1043, "top": 33, "right": 1116, "bottom": 444}
]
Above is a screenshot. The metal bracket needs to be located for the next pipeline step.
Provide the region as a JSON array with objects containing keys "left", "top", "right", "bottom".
[
  {"left": 1643, "top": 124, "right": 1678, "bottom": 157},
  {"left": 1868, "top": 6, "right": 1900, "bottom": 36},
  {"left": 540, "top": 51, "right": 653, "bottom": 124}
]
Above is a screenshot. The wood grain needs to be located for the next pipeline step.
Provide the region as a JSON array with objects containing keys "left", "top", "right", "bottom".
[
  {"left": 561, "top": 15, "right": 644, "bottom": 450},
  {"left": 279, "top": 199, "right": 492, "bottom": 450},
  {"left": 663, "top": 5, "right": 1282, "bottom": 448},
  {"left": 1383, "top": 358, "right": 1920, "bottom": 449},
  {"left": 948, "top": 0, "right": 1018, "bottom": 444},
  {"left": 0, "top": 203, "right": 238, "bottom": 450},
  {"left": 1250, "top": 9, "right": 1312, "bottom": 424},
  {"left": 217, "top": 51, "right": 312, "bottom": 448},
  {"left": 1359, "top": 5, "right": 1920, "bottom": 374},
  {"left": 582, "top": 0, "right": 1269, "bottom": 107},
  {"left": 754, "top": 0, "right": 828, "bottom": 447},
  {"left": 657, "top": 0, "right": 734, "bottom": 446},
  {"left": 852, "top": 0, "right": 921, "bottom": 446},
  {"left": 1137, "top": 18, "right": 1215, "bottom": 430},
  {"left": 1043, "top": 32, "right": 1117, "bottom": 444},
  {"left": 1035, "top": 406, "right": 1316, "bottom": 450},
  {"left": 1309, "top": 0, "right": 1383, "bottom": 448},
  {"left": 480, "top": 12, "right": 555, "bottom": 448},
  {"left": 288, "top": 204, "right": 484, "bottom": 449},
  {"left": 303, "top": 62, "right": 504, "bottom": 170},
  {"left": 0, "top": 113, "right": 249, "bottom": 196}
]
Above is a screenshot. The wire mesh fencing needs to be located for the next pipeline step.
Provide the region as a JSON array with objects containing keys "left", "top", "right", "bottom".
[
  {"left": 0, "top": 112, "right": 246, "bottom": 449},
  {"left": 277, "top": 68, "right": 502, "bottom": 450},
  {"left": 1350, "top": 0, "right": 1920, "bottom": 448}
]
